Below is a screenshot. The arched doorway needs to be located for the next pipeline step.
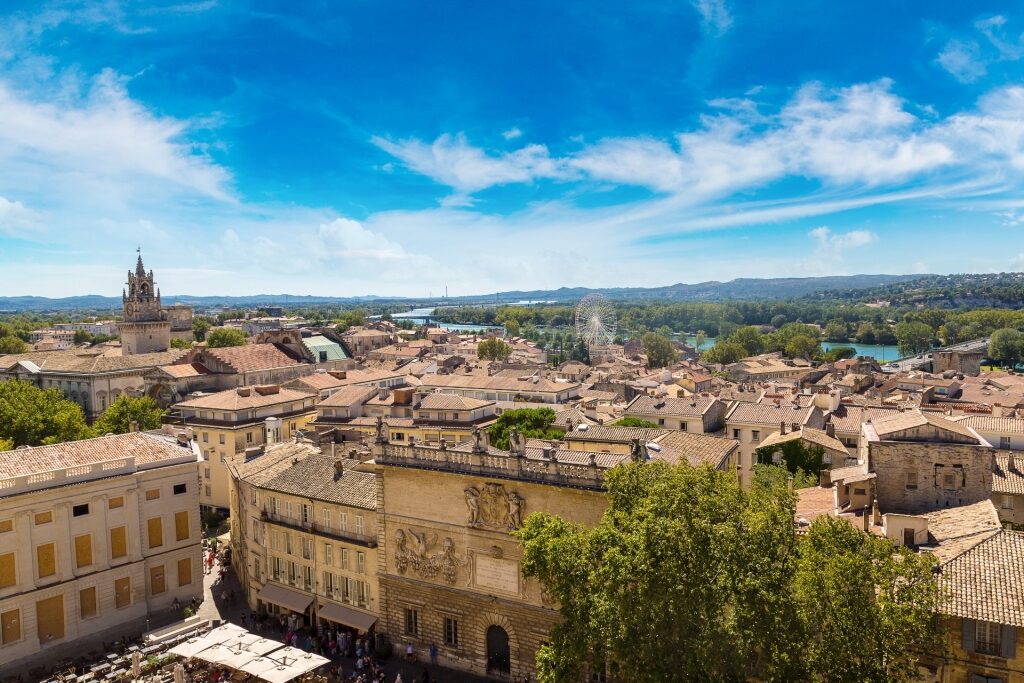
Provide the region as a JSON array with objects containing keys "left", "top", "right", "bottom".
[{"left": 486, "top": 625, "right": 510, "bottom": 676}]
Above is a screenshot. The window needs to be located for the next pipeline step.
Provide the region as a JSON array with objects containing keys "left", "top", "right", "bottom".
[
  {"left": 79, "top": 587, "right": 97, "bottom": 619},
  {"left": 177, "top": 558, "right": 192, "bottom": 587},
  {"left": 74, "top": 534, "right": 93, "bottom": 568},
  {"left": 302, "top": 538, "right": 313, "bottom": 561},
  {"left": 905, "top": 471, "right": 918, "bottom": 490},
  {"left": 303, "top": 565, "right": 313, "bottom": 590},
  {"left": 341, "top": 548, "right": 349, "bottom": 570},
  {"left": 173, "top": 483, "right": 187, "bottom": 495},
  {"left": 219, "top": 434, "right": 225, "bottom": 445},
  {"left": 272, "top": 497, "right": 279, "bottom": 515},
  {"left": 903, "top": 528, "right": 916, "bottom": 547},
  {"left": 205, "top": 486, "right": 211, "bottom": 497},
  {"left": 0, "top": 552, "right": 15, "bottom": 589},
  {"left": 324, "top": 544, "right": 333, "bottom": 565},
  {"left": 404, "top": 608, "right": 419, "bottom": 635},
  {"left": 302, "top": 504, "right": 311, "bottom": 525},
  {"left": 1, "top": 608, "right": 21, "bottom": 644},
  {"left": 357, "top": 552, "right": 365, "bottom": 574},
  {"left": 680, "top": 422, "right": 688, "bottom": 432},
  {"left": 114, "top": 577, "right": 131, "bottom": 608},
  {"left": 444, "top": 617, "right": 459, "bottom": 647},
  {"left": 108, "top": 496, "right": 124, "bottom": 509},
  {"left": 321, "top": 510, "right": 331, "bottom": 531},
  {"left": 286, "top": 534, "right": 293, "bottom": 555},
  {"left": 72, "top": 503, "right": 89, "bottom": 517},
  {"left": 0, "top": 519, "right": 11, "bottom": 533},
  {"left": 145, "top": 489, "right": 160, "bottom": 501},
  {"left": 355, "top": 516, "right": 364, "bottom": 536},
  {"left": 150, "top": 566, "right": 166, "bottom": 595},
  {"left": 976, "top": 620, "right": 1002, "bottom": 655},
  {"left": 147, "top": 517, "right": 163, "bottom": 549},
  {"left": 1003, "top": 495, "right": 1015, "bottom": 510},
  {"left": 36, "top": 595, "right": 64, "bottom": 643},
  {"left": 943, "top": 473, "right": 956, "bottom": 489},
  {"left": 286, "top": 501, "right": 293, "bottom": 519},
  {"left": 751, "top": 430, "right": 760, "bottom": 442},
  {"left": 252, "top": 560, "right": 260, "bottom": 583},
  {"left": 34, "top": 511, "right": 53, "bottom": 525},
  {"left": 110, "top": 526, "right": 127, "bottom": 559},
  {"left": 175, "top": 511, "right": 190, "bottom": 541},
  {"left": 252, "top": 520, "right": 261, "bottom": 543},
  {"left": 340, "top": 512, "right": 349, "bottom": 531},
  {"left": 324, "top": 572, "right": 335, "bottom": 594},
  {"left": 202, "top": 432, "right": 209, "bottom": 443},
  {"left": 204, "top": 467, "right": 211, "bottom": 479},
  {"left": 36, "top": 543, "right": 56, "bottom": 578},
  {"left": 1000, "top": 436, "right": 1012, "bottom": 449},
  {"left": 732, "top": 429, "right": 740, "bottom": 439},
  {"left": 247, "top": 432, "right": 253, "bottom": 444}
]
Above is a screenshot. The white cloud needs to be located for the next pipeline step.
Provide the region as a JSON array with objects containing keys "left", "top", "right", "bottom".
[
  {"left": 937, "top": 39, "right": 987, "bottom": 83},
  {"left": 691, "top": 0, "right": 732, "bottom": 36},
  {"left": 809, "top": 226, "right": 878, "bottom": 251},
  {"left": 502, "top": 127, "right": 522, "bottom": 140},
  {"left": 936, "top": 15, "right": 1024, "bottom": 82},
  {"left": 0, "top": 195, "right": 42, "bottom": 237}
]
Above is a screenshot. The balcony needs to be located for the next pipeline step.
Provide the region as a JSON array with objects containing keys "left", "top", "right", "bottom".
[{"left": 260, "top": 510, "right": 377, "bottom": 548}]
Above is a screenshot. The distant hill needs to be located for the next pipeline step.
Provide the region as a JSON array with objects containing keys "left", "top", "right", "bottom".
[
  {"left": 805, "top": 272, "right": 1024, "bottom": 308},
  {"left": 0, "top": 274, "right": 931, "bottom": 312}
]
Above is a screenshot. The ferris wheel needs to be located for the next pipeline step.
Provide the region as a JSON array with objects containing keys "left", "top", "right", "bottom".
[{"left": 575, "top": 293, "right": 617, "bottom": 347}]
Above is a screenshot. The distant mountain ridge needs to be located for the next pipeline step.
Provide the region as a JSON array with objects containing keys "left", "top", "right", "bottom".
[{"left": 0, "top": 274, "right": 928, "bottom": 311}]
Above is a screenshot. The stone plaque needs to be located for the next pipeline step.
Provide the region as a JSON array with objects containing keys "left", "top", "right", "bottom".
[{"left": 473, "top": 555, "right": 520, "bottom": 595}]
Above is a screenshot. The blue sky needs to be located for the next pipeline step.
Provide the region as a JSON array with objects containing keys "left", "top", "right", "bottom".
[{"left": 1, "top": 0, "right": 1023, "bottom": 297}]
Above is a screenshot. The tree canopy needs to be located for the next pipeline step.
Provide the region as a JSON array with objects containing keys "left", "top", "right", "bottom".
[
  {"left": 206, "top": 327, "right": 248, "bottom": 348},
  {"left": 988, "top": 328, "right": 1024, "bottom": 368},
  {"left": 92, "top": 395, "right": 165, "bottom": 435},
  {"left": 487, "top": 408, "right": 561, "bottom": 449},
  {"left": 477, "top": 337, "right": 513, "bottom": 361},
  {"left": 516, "top": 460, "right": 941, "bottom": 683},
  {"left": 0, "top": 380, "right": 93, "bottom": 447},
  {"left": 641, "top": 332, "right": 678, "bottom": 369},
  {"left": 612, "top": 417, "right": 660, "bottom": 429},
  {"left": 0, "top": 335, "right": 27, "bottom": 354},
  {"left": 895, "top": 320, "right": 934, "bottom": 357}
]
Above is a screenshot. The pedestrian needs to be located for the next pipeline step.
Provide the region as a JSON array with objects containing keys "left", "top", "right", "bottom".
[
  {"left": 420, "top": 666, "right": 429, "bottom": 683},
  {"left": 405, "top": 641, "right": 414, "bottom": 662},
  {"left": 394, "top": 675, "right": 403, "bottom": 683},
  {"left": 429, "top": 642, "right": 437, "bottom": 667}
]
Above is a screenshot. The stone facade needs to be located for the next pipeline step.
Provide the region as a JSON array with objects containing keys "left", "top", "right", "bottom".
[{"left": 119, "top": 253, "right": 192, "bottom": 356}]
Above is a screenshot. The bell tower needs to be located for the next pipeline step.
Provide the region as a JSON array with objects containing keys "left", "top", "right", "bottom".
[{"left": 118, "top": 249, "right": 172, "bottom": 355}]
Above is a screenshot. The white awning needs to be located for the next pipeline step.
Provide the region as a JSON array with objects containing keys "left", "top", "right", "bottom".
[
  {"left": 257, "top": 583, "right": 314, "bottom": 614},
  {"left": 317, "top": 601, "right": 377, "bottom": 632},
  {"left": 260, "top": 647, "right": 330, "bottom": 683},
  {"left": 235, "top": 655, "right": 282, "bottom": 679}
]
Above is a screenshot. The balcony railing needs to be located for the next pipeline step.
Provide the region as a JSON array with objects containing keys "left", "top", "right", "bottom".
[{"left": 260, "top": 511, "right": 377, "bottom": 548}]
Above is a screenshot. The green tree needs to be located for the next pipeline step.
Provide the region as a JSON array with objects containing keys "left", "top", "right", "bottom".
[
  {"left": 192, "top": 318, "right": 212, "bottom": 342},
  {"left": 170, "top": 338, "right": 192, "bottom": 349},
  {"left": 0, "top": 380, "right": 93, "bottom": 447},
  {"left": 895, "top": 320, "right": 934, "bottom": 356},
  {"left": 73, "top": 329, "right": 92, "bottom": 345},
  {"left": 727, "top": 325, "right": 765, "bottom": 356},
  {"left": 334, "top": 309, "right": 368, "bottom": 333},
  {"left": 854, "top": 321, "right": 876, "bottom": 344},
  {"left": 702, "top": 340, "right": 746, "bottom": 365},
  {"left": 612, "top": 417, "right": 660, "bottom": 429},
  {"left": 784, "top": 334, "right": 819, "bottom": 359},
  {"left": 477, "top": 337, "right": 513, "bottom": 361},
  {"left": 988, "top": 328, "right": 1024, "bottom": 368},
  {"left": 92, "top": 395, "right": 165, "bottom": 435},
  {"left": 206, "top": 328, "right": 247, "bottom": 348},
  {"left": 641, "top": 332, "right": 678, "bottom": 369},
  {"left": 770, "top": 314, "right": 787, "bottom": 329},
  {"left": 0, "top": 437, "right": 11, "bottom": 452},
  {"left": 0, "top": 335, "right": 27, "bottom": 354},
  {"left": 823, "top": 319, "right": 848, "bottom": 342},
  {"left": 754, "top": 440, "right": 826, "bottom": 479},
  {"left": 487, "top": 408, "right": 561, "bottom": 449},
  {"left": 504, "top": 319, "right": 521, "bottom": 337},
  {"left": 693, "top": 330, "right": 706, "bottom": 351}
]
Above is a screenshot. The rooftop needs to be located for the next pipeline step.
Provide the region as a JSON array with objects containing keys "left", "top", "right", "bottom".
[
  {"left": 625, "top": 394, "right": 718, "bottom": 417},
  {"left": 0, "top": 348, "right": 187, "bottom": 374},
  {"left": 941, "top": 529, "right": 1024, "bottom": 628},
  {"left": 201, "top": 344, "right": 303, "bottom": 373},
  {"left": 175, "top": 385, "right": 313, "bottom": 411},
  {"left": 234, "top": 443, "right": 377, "bottom": 510}
]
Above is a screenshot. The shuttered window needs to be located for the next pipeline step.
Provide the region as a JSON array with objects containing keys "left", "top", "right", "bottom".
[
  {"left": 0, "top": 552, "right": 15, "bottom": 589},
  {"left": 0, "top": 608, "right": 19, "bottom": 644},
  {"left": 108, "top": 496, "right": 124, "bottom": 509},
  {"left": 114, "top": 577, "right": 131, "bottom": 608},
  {"left": 174, "top": 511, "right": 190, "bottom": 542},
  {"left": 79, "top": 587, "right": 97, "bottom": 619},
  {"left": 150, "top": 566, "right": 165, "bottom": 595},
  {"left": 0, "top": 519, "right": 12, "bottom": 533},
  {"left": 110, "top": 526, "right": 128, "bottom": 559},
  {"left": 145, "top": 489, "right": 160, "bottom": 501},
  {"left": 35, "top": 595, "right": 64, "bottom": 643},
  {"left": 74, "top": 534, "right": 92, "bottom": 568},
  {"left": 34, "top": 511, "right": 52, "bottom": 525},
  {"left": 177, "top": 558, "right": 192, "bottom": 587},
  {"left": 37, "top": 543, "right": 56, "bottom": 578},
  {"left": 147, "top": 517, "right": 163, "bottom": 549}
]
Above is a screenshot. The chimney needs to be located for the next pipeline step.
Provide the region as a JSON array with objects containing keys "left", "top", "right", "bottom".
[
  {"left": 862, "top": 507, "right": 870, "bottom": 532},
  {"left": 334, "top": 459, "right": 344, "bottom": 478},
  {"left": 780, "top": 421, "right": 786, "bottom": 435},
  {"left": 825, "top": 422, "right": 836, "bottom": 438},
  {"left": 236, "top": 387, "right": 251, "bottom": 397},
  {"left": 129, "top": 420, "right": 139, "bottom": 433}
]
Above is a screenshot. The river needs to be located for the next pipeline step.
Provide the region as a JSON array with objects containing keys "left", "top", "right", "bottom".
[{"left": 684, "top": 336, "right": 898, "bottom": 361}]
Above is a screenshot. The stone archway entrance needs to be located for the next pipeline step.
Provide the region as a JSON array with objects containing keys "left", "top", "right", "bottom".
[{"left": 486, "top": 624, "right": 510, "bottom": 676}]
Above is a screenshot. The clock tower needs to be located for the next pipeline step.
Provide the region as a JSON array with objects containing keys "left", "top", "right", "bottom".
[{"left": 118, "top": 251, "right": 172, "bottom": 355}]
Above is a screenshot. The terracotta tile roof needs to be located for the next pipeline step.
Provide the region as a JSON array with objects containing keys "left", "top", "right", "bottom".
[
  {"left": 417, "top": 393, "right": 494, "bottom": 411},
  {"left": 563, "top": 425, "right": 669, "bottom": 443},
  {"left": 940, "top": 529, "right": 1024, "bottom": 627},
  {"left": 175, "top": 386, "right": 313, "bottom": 411},
  {"left": 826, "top": 405, "right": 902, "bottom": 434},
  {"left": 652, "top": 431, "right": 737, "bottom": 469},
  {"left": 726, "top": 401, "right": 812, "bottom": 426},
  {"left": 993, "top": 455, "right": 1024, "bottom": 495},
  {"left": 871, "top": 410, "right": 979, "bottom": 441},
  {"left": 758, "top": 427, "right": 848, "bottom": 455},
  {"left": 234, "top": 443, "right": 377, "bottom": 509},
  {"left": 157, "top": 363, "right": 210, "bottom": 378},
  {"left": 626, "top": 394, "right": 718, "bottom": 418},
  {"left": 953, "top": 415, "right": 1024, "bottom": 435},
  {"left": 0, "top": 348, "right": 187, "bottom": 374},
  {"left": 205, "top": 344, "right": 302, "bottom": 373},
  {"left": 286, "top": 373, "right": 350, "bottom": 391},
  {"left": 420, "top": 374, "right": 577, "bottom": 394},
  {"left": 923, "top": 500, "right": 1001, "bottom": 564},
  {"left": 0, "top": 432, "right": 194, "bottom": 481},
  {"left": 318, "top": 386, "right": 379, "bottom": 408}
]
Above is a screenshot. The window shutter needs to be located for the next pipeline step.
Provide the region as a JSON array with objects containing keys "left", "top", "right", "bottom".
[
  {"left": 962, "top": 618, "right": 976, "bottom": 653},
  {"left": 1001, "top": 624, "right": 1016, "bottom": 659}
]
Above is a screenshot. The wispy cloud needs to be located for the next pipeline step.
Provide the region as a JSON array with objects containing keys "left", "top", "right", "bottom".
[
  {"left": 502, "top": 127, "right": 522, "bottom": 140},
  {"left": 691, "top": 0, "right": 732, "bottom": 36},
  {"left": 936, "top": 39, "right": 986, "bottom": 83},
  {"left": 936, "top": 15, "right": 1024, "bottom": 82}
]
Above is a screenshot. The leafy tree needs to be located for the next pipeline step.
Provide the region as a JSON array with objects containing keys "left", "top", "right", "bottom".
[
  {"left": 206, "top": 328, "right": 247, "bottom": 348},
  {"left": 170, "top": 338, "right": 192, "bottom": 349},
  {"left": 694, "top": 330, "right": 706, "bottom": 351},
  {"left": 784, "top": 334, "right": 819, "bottom": 359},
  {"left": 192, "top": 318, "right": 212, "bottom": 342},
  {"left": 73, "top": 329, "right": 92, "bottom": 345},
  {"left": 517, "top": 460, "right": 942, "bottom": 683},
  {"left": 988, "top": 328, "right": 1024, "bottom": 368},
  {"left": 823, "top": 319, "right": 848, "bottom": 342},
  {"left": 641, "top": 332, "right": 678, "bottom": 369},
  {"left": 0, "top": 335, "right": 27, "bottom": 354},
  {"left": 702, "top": 340, "right": 746, "bottom": 365},
  {"left": 727, "top": 325, "right": 765, "bottom": 356},
  {"left": 504, "top": 319, "right": 521, "bottom": 337},
  {"left": 821, "top": 346, "right": 856, "bottom": 362},
  {"left": 0, "top": 380, "right": 93, "bottom": 447},
  {"left": 770, "top": 314, "right": 788, "bottom": 328},
  {"left": 477, "top": 337, "right": 513, "bottom": 361},
  {"left": 754, "top": 440, "right": 826, "bottom": 479},
  {"left": 895, "top": 320, "right": 934, "bottom": 356},
  {"left": 334, "top": 309, "right": 367, "bottom": 333},
  {"left": 0, "top": 437, "right": 11, "bottom": 452},
  {"left": 93, "top": 395, "right": 165, "bottom": 435},
  {"left": 487, "top": 408, "right": 561, "bottom": 449},
  {"left": 612, "top": 417, "right": 660, "bottom": 429},
  {"left": 854, "top": 321, "right": 876, "bottom": 344}
]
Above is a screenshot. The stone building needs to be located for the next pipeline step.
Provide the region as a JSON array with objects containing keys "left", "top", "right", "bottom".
[
  {"left": 372, "top": 434, "right": 623, "bottom": 679},
  {"left": 933, "top": 349, "right": 984, "bottom": 377},
  {"left": 0, "top": 431, "right": 202, "bottom": 671},
  {"left": 622, "top": 394, "right": 727, "bottom": 433},
  {"left": 119, "top": 253, "right": 192, "bottom": 356},
  {"left": 228, "top": 442, "right": 380, "bottom": 636}
]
